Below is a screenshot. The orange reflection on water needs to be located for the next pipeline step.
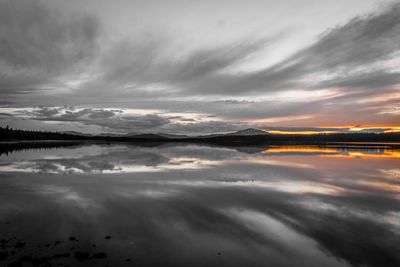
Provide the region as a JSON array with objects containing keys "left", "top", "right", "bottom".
[
  {"left": 262, "top": 146, "right": 341, "bottom": 154},
  {"left": 261, "top": 146, "right": 400, "bottom": 159},
  {"left": 321, "top": 150, "right": 400, "bottom": 159}
]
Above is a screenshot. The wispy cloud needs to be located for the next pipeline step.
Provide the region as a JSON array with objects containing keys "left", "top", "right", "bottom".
[
  {"left": 0, "top": 0, "right": 399, "bottom": 132},
  {"left": 0, "top": 0, "right": 100, "bottom": 96}
]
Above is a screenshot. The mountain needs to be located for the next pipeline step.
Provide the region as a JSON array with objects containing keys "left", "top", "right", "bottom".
[
  {"left": 61, "top": 131, "right": 93, "bottom": 137},
  {"left": 226, "top": 128, "right": 267, "bottom": 136},
  {"left": 125, "top": 132, "right": 140, "bottom": 137},
  {"left": 157, "top": 133, "right": 189, "bottom": 139},
  {"left": 2, "top": 126, "right": 400, "bottom": 145},
  {"left": 126, "top": 133, "right": 168, "bottom": 140},
  {"left": 57, "top": 129, "right": 267, "bottom": 138},
  {"left": 97, "top": 133, "right": 125, "bottom": 137}
]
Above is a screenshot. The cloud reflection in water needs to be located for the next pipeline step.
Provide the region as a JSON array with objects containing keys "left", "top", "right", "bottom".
[{"left": 0, "top": 144, "right": 399, "bottom": 266}]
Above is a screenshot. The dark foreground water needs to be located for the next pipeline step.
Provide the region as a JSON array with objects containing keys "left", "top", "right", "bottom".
[{"left": 0, "top": 143, "right": 399, "bottom": 267}]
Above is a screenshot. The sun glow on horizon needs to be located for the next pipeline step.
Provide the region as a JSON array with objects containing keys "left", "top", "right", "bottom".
[
  {"left": 266, "top": 130, "right": 340, "bottom": 135},
  {"left": 263, "top": 126, "right": 400, "bottom": 135}
]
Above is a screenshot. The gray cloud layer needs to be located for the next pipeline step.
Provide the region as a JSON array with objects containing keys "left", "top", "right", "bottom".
[
  {"left": 81, "top": 2, "right": 400, "bottom": 97},
  {"left": 28, "top": 106, "right": 169, "bottom": 132},
  {"left": 0, "top": 0, "right": 399, "bottom": 132},
  {"left": 0, "top": 0, "right": 100, "bottom": 96},
  {"left": 2, "top": 105, "right": 396, "bottom": 134},
  {"left": 190, "top": 2, "right": 400, "bottom": 95}
]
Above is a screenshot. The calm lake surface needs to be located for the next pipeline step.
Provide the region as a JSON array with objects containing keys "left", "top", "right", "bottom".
[{"left": 0, "top": 143, "right": 399, "bottom": 267}]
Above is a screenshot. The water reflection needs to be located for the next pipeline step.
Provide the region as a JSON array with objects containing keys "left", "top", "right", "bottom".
[
  {"left": 262, "top": 145, "right": 400, "bottom": 158},
  {"left": 0, "top": 143, "right": 399, "bottom": 266},
  {"left": 1, "top": 144, "right": 399, "bottom": 174}
]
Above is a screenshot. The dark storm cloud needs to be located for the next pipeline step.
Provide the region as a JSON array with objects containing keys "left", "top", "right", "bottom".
[{"left": 0, "top": 0, "right": 100, "bottom": 96}]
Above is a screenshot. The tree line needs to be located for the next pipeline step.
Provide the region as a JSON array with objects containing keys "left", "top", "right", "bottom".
[{"left": 1, "top": 125, "right": 400, "bottom": 145}]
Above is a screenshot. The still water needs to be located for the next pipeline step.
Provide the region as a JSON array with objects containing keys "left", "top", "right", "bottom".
[{"left": 0, "top": 143, "right": 399, "bottom": 267}]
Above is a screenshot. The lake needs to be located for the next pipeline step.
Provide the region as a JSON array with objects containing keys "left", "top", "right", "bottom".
[{"left": 0, "top": 143, "right": 399, "bottom": 267}]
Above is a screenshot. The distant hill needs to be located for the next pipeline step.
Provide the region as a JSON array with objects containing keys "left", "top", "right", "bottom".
[
  {"left": 156, "top": 133, "right": 190, "bottom": 139},
  {"left": 124, "top": 132, "right": 140, "bottom": 137},
  {"left": 126, "top": 133, "right": 168, "bottom": 140},
  {"left": 97, "top": 133, "right": 125, "bottom": 137},
  {"left": 1, "top": 126, "right": 400, "bottom": 145},
  {"left": 225, "top": 128, "right": 267, "bottom": 136},
  {"left": 61, "top": 131, "right": 93, "bottom": 137}
]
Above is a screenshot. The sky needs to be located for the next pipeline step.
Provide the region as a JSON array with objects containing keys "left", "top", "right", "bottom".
[{"left": 0, "top": 0, "right": 399, "bottom": 135}]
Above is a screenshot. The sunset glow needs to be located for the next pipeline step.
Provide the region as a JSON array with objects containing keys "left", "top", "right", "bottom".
[
  {"left": 0, "top": 0, "right": 399, "bottom": 134},
  {"left": 1, "top": 1, "right": 400, "bottom": 267},
  {"left": 266, "top": 130, "right": 340, "bottom": 135}
]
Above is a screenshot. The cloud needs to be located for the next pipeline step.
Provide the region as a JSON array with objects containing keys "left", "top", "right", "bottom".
[
  {"left": 79, "top": 33, "right": 282, "bottom": 99},
  {"left": 2, "top": 142, "right": 400, "bottom": 266},
  {"left": 159, "top": 121, "right": 246, "bottom": 135},
  {"left": 299, "top": 3, "right": 400, "bottom": 71},
  {"left": 15, "top": 106, "right": 244, "bottom": 134},
  {"left": 199, "top": 2, "right": 400, "bottom": 95},
  {"left": 79, "top": 2, "right": 400, "bottom": 100},
  {"left": 0, "top": 0, "right": 100, "bottom": 96},
  {"left": 3, "top": 105, "right": 398, "bottom": 134},
  {"left": 316, "top": 71, "right": 400, "bottom": 89},
  {"left": 20, "top": 106, "right": 169, "bottom": 132},
  {"left": 1, "top": 1, "right": 399, "bottom": 131}
]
